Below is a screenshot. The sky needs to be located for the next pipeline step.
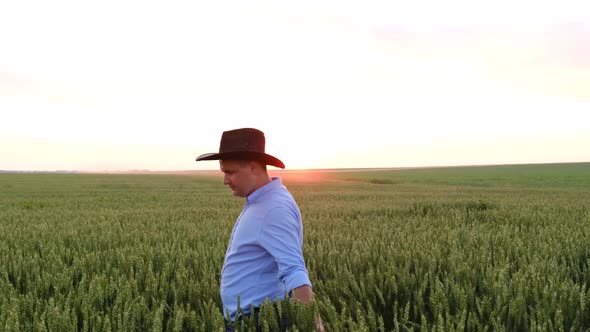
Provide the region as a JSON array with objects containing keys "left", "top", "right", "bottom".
[{"left": 1, "top": 0, "right": 589, "bottom": 171}]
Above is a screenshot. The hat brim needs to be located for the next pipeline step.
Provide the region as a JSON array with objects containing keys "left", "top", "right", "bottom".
[{"left": 196, "top": 151, "right": 285, "bottom": 169}]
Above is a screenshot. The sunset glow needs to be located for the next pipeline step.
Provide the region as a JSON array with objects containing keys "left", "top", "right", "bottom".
[{"left": 1, "top": 0, "right": 589, "bottom": 171}]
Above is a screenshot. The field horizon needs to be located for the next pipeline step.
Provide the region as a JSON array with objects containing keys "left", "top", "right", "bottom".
[{"left": 2, "top": 161, "right": 588, "bottom": 176}]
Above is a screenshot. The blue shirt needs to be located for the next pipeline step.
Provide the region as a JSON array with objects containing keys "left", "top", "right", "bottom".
[{"left": 220, "top": 177, "right": 312, "bottom": 321}]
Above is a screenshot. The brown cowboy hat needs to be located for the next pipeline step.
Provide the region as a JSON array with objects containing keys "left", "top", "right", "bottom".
[{"left": 195, "top": 128, "right": 285, "bottom": 169}]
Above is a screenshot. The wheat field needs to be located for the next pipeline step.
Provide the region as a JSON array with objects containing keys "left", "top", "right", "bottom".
[{"left": 1, "top": 163, "right": 589, "bottom": 331}]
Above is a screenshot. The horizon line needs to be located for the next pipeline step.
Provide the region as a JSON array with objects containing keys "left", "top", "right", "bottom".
[{"left": 1, "top": 161, "right": 588, "bottom": 174}]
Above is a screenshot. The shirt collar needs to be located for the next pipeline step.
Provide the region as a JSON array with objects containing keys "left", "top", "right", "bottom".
[{"left": 246, "top": 177, "right": 281, "bottom": 203}]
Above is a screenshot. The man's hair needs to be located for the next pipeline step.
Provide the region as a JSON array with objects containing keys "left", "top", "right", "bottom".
[{"left": 237, "top": 159, "right": 267, "bottom": 171}]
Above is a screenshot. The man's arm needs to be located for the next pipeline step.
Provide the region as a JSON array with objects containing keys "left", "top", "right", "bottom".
[{"left": 258, "top": 208, "right": 324, "bottom": 330}]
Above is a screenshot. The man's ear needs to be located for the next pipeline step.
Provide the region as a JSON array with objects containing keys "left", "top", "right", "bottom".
[
  {"left": 249, "top": 160, "right": 264, "bottom": 173},
  {"left": 247, "top": 160, "right": 258, "bottom": 172}
]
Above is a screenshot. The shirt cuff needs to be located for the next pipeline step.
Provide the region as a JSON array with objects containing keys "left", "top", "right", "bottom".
[{"left": 284, "top": 269, "right": 312, "bottom": 293}]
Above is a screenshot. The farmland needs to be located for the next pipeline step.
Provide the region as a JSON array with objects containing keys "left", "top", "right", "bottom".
[{"left": 1, "top": 163, "right": 590, "bottom": 331}]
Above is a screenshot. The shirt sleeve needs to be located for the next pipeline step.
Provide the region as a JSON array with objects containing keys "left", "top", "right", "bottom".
[{"left": 257, "top": 206, "right": 312, "bottom": 292}]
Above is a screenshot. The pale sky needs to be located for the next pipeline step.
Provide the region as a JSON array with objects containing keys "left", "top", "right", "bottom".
[{"left": 1, "top": 0, "right": 589, "bottom": 171}]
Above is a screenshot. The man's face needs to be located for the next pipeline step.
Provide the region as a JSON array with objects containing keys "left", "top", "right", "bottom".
[{"left": 220, "top": 160, "right": 256, "bottom": 197}]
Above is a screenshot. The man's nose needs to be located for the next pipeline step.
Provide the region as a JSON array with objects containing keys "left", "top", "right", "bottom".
[{"left": 223, "top": 174, "right": 230, "bottom": 185}]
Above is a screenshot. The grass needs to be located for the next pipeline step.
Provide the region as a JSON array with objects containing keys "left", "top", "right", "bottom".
[{"left": 334, "top": 162, "right": 590, "bottom": 188}]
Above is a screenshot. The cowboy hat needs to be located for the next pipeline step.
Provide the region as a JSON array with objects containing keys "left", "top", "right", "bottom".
[{"left": 195, "top": 128, "right": 285, "bottom": 169}]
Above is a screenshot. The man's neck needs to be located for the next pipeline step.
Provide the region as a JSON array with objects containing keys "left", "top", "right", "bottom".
[
  {"left": 255, "top": 174, "right": 272, "bottom": 190},
  {"left": 246, "top": 174, "right": 272, "bottom": 197}
]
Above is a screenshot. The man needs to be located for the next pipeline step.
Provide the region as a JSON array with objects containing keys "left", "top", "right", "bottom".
[{"left": 196, "top": 128, "right": 324, "bottom": 331}]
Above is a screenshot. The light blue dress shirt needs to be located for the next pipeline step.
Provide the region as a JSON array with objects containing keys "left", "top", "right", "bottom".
[{"left": 220, "top": 177, "right": 312, "bottom": 321}]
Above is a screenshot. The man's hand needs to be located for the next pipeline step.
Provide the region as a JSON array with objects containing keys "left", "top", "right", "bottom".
[
  {"left": 291, "top": 285, "right": 325, "bottom": 331},
  {"left": 291, "top": 285, "right": 314, "bottom": 304},
  {"left": 315, "top": 316, "right": 325, "bottom": 332}
]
